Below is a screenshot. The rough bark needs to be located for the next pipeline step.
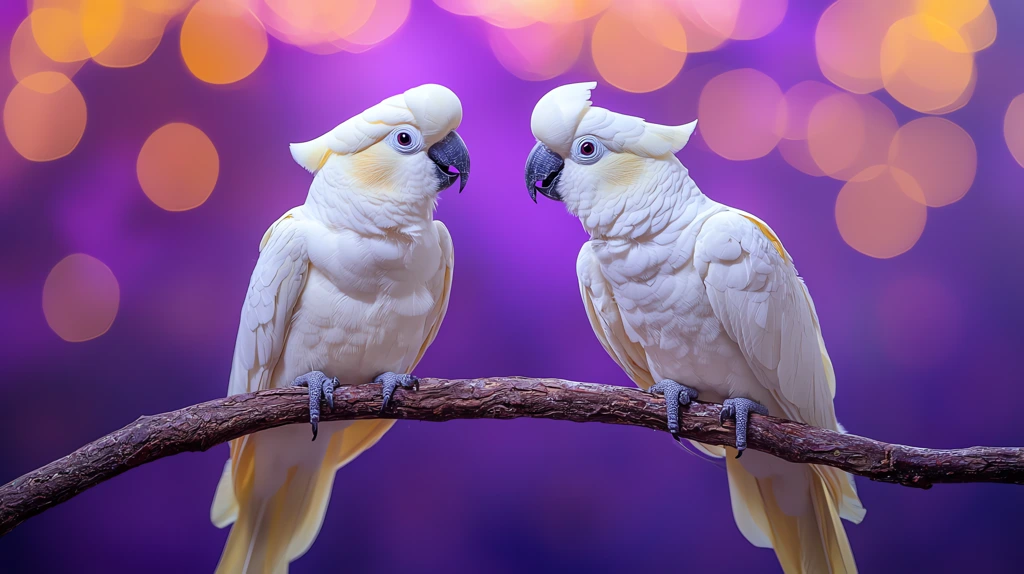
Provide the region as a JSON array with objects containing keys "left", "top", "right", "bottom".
[{"left": 1, "top": 377, "right": 1021, "bottom": 536}]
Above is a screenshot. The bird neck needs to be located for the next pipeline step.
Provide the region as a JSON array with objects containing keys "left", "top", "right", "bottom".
[
  {"left": 304, "top": 167, "right": 437, "bottom": 236},
  {"left": 582, "top": 159, "right": 711, "bottom": 243}
]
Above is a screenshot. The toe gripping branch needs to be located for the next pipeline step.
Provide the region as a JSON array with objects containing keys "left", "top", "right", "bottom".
[
  {"left": 292, "top": 371, "right": 337, "bottom": 441},
  {"left": 376, "top": 372, "right": 420, "bottom": 415},
  {"left": 649, "top": 379, "right": 699, "bottom": 441},
  {"left": 720, "top": 398, "right": 769, "bottom": 457}
]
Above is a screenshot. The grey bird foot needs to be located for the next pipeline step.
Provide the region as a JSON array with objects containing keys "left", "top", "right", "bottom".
[
  {"left": 719, "top": 398, "right": 769, "bottom": 457},
  {"left": 649, "top": 379, "right": 699, "bottom": 440},
  {"left": 292, "top": 371, "right": 337, "bottom": 441},
  {"left": 375, "top": 372, "right": 420, "bottom": 414}
]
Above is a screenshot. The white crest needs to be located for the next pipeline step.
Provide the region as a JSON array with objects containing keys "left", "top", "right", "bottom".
[
  {"left": 290, "top": 84, "right": 463, "bottom": 173},
  {"left": 530, "top": 82, "right": 596, "bottom": 157},
  {"left": 531, "top": 82, "right": 697, "bottom": 159}
]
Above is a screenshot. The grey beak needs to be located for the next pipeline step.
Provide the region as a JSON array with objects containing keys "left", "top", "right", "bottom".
[
  {"left": 525, "top": 141, "right": 564, "bottom": 203},
  {"left": 428, "top": 131, "right": 470, "bottom": 192}
]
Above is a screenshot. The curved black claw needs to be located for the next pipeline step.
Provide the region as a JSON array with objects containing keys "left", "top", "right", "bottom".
[
  {"left": 292, "top": 371, "right": 338, "bottom": 441},
  {"left": 649, "top": 379, "right": 699, "bottom": 440},
  {"left": 375, "top": 372, "right": 420, "bottom": 414},
  {"left": 719, "top": 398, "right": 769, "bottom": 457}
]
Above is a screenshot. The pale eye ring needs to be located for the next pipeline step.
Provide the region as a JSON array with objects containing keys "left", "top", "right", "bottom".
[
  {"left": 387, "top": 126, "right": 424, "bottom": 154},
  {"left": 571, "top": 136, "right": 604, "bottom": 164}
]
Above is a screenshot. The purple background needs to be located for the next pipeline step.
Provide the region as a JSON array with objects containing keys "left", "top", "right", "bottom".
[{"left": 3, "top": 0, "right": 1024, "bottom": 572}]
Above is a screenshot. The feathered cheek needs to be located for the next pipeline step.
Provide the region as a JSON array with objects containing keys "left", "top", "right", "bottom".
[
  {"left": 596, "top": 153, "right": 646, "bottom": 189},
  {"left": 349, "top": 145, "right": 401, "bottom": 192}
]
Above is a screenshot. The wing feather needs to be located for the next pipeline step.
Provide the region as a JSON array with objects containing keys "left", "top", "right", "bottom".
[
  {"left": 228, "top": 208, "right": 311, "bottom": 396},
  {"left": 695, "top": 210, "right": 865, "bottom": 523},
  {"left": 410, "top": 220, "right": 454, "bottom": 370},
  {"left": 577, "top": 243, "right": 655, "bottom": 389},
  {"left": 694, "top": 210, "right": 835, "bottom": 430},
  {"left": 214, "top": 208, "right": 312, "bottom": 526}
]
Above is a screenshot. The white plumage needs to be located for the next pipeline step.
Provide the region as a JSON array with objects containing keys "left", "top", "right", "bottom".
[
  {"left": 536, "top": 83, "right": 864, "bottom": 573},
  {"left": 212, "top": 85, "right": 461, "bottom": 573},
  {"left": 290, "top": 84, "right": 463, "bottom": 173}
]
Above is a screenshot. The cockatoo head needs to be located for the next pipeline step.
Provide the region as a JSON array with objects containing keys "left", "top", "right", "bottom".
[
  {"left": 290, "top": 84, "right": 470, "bottom": 200},
  {"left": 525, "top": 82, "right": 696, "bottom": 221}
]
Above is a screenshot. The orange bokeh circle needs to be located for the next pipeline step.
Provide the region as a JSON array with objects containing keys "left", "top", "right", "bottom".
[
  {"left": 137, "top": 123, "right": 220, "bottom": 211},
  {"left": 835, "top": 165, "right": 927, "bottom": 259},
  {"left": 181, "top": 0, "right": 268, "bottom": 84},
  {"left": 43, "top": 254, "right": 120, "bottom": 342}
]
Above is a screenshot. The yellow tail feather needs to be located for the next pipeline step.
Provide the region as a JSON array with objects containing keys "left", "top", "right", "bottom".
[
  {"left": 212, "top": 420, "right": 395, "bottom": 574},
  {"left": 212, "top": 460, "right": 239, "bottom": 528},
  {"left": 285, "top": 420, "right": 395, "bottom": 560},
  {"left": 726, "top": 452, "right": 858, "bottom": 574}
]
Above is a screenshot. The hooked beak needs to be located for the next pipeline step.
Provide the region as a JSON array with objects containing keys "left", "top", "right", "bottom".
[
  {"left": 428, "top": 130, "right": 471, "bottom": 193},
  {"left": 525, "top": 141, "right": 564, "bottom": 203}
]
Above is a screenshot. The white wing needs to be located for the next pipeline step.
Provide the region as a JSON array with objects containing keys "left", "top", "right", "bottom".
[
  {"left": 577, "top": 243, "right": 656, "bottom": 389},
  {"left": 694, "top": 210, "right": 836, "bottom": 430},
  {"left": 579, "top": 241, "right": 727, "bottom": 458},
  {"left": 409, "top": 220, "right": 455, "bottom": 370},
  {"left": 695, "top": 209, "right": 865, "bottom": 523},
  {"left": 228, "top": 209, "right": 310, "bottom": 396}
]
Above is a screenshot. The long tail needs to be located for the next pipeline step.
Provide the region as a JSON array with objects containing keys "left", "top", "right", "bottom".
[
  {"left": 211, "top": 420, "right": 395, "bottom": 574},
  {"left": 725, "top": 449, "right": 865, "bottom": 574}
]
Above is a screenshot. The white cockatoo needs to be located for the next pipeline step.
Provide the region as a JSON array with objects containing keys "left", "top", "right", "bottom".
[
  {"left": 525, "top": 82, "right": 864, "bottom": 573},
  {"left": 211, "top": 84, "right": 469, "bottom": 574}
]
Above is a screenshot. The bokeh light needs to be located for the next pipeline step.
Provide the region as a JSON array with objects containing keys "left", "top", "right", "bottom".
[
  {"left": 489, "top": 22, "right": 584, "bottom": 81},
  {"left": 729, "top": 0, "right": 787, "bottom": 41},
  {"left": 591, "top": 10, "right": 686, "bottom": 93},
  {"left": 42, "top": 254, "right": 120, "bottom": 343},
  {"left": 807, "top": 93, "right": 897, "bottom": 180},
  {"left": 345, "top": 0, "right": 411, "bottom": 46},
  {"left": 137, "top": 123, "right": 220, "bottom": 211},
  {"left": 888, "top": 117, "right": 976, "bottom": 207},
  {"left": 698, "top": 68, "right": 785, "bottom": 161},
  {"left": 438, "top": 0, "right": 611, "bottom": 28},
  {"left": 435, "top": 0, "right": 792, "bottom": 80},
  {"left": 157, "top": 0, "right": 412, "bottom": 55},
  {"left": 776, "top": 81, "right": 838, "bottom": 176},
  {"left": 3, "top": 72, "right": 87, "bottom": 161},
  {"left": 956, "top": 2, "right": 997, "bottom": 53},
  {"left": 135, "top": 0, "right": 195, "bottom": 16},
  {"left": 1005, "top": 94, "right": 1024, "bottom": 169},
  {"left": 914, "top": 0, "right": 988, "bottom": 30},
  {"left": 815, "top": 0, "right": 913, "bottom": 94},
  {"left": 835, "top": 165, "right": 927, "bottom": 259},
  {"left": 478, "top": 1, "right": 543, "bottom": 29},
  {"left": 673, "top": 0, "right": 730, "bottom": 52},
  {"left": 881, "top": 14, "right": 974, "bottom": 113},
  {"left": 631, "top": 2, "right": 689, "bottom": 53},
  {"left": 778, "top": 80, "right": 838, "bottom": 140},
  {"left": 91, "top": 1, "right": 170, "bottom": 68},
  {"left": 181, "top": 0, "right": 268, "bottom": 84},
  {"left": 10, "top": 14, "right": 86, "bottom": 86},
  {"left": 680, "top": 0, "right": 740, "bottom": 40},
  {"left": 29, "top": 6, "right": 90, "bottom": 63},
  {"left": 928, "top": 65, "right": 977, "bottom": 115},
  {"left": 253, "top": 0, "right": 375, "bottom": 53},
  {"left": 80, "top": 0, "right": 124, "bottom": 57},
  {"left": 777, "top": 139, "right": 826, "bottom": 177},
  {"left": 523, "top": 0, "right": 611, "bottom": 24}
]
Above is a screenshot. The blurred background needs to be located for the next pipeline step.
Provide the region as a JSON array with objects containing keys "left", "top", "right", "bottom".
[{"left": 1, "top": 0, "right": 1023, "bottom": 571}]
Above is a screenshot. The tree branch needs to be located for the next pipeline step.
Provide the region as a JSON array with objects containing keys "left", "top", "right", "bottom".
[{"left": 1, "top": 377, "right": 1021, "bottom": 536}]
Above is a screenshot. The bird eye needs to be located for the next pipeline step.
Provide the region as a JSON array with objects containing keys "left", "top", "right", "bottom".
[
  {"left": 571, "top": 137, "right": 604, "bottom": 164},
  {"left": 388, "top": 127, "right": 423, "bottom": 154}
]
